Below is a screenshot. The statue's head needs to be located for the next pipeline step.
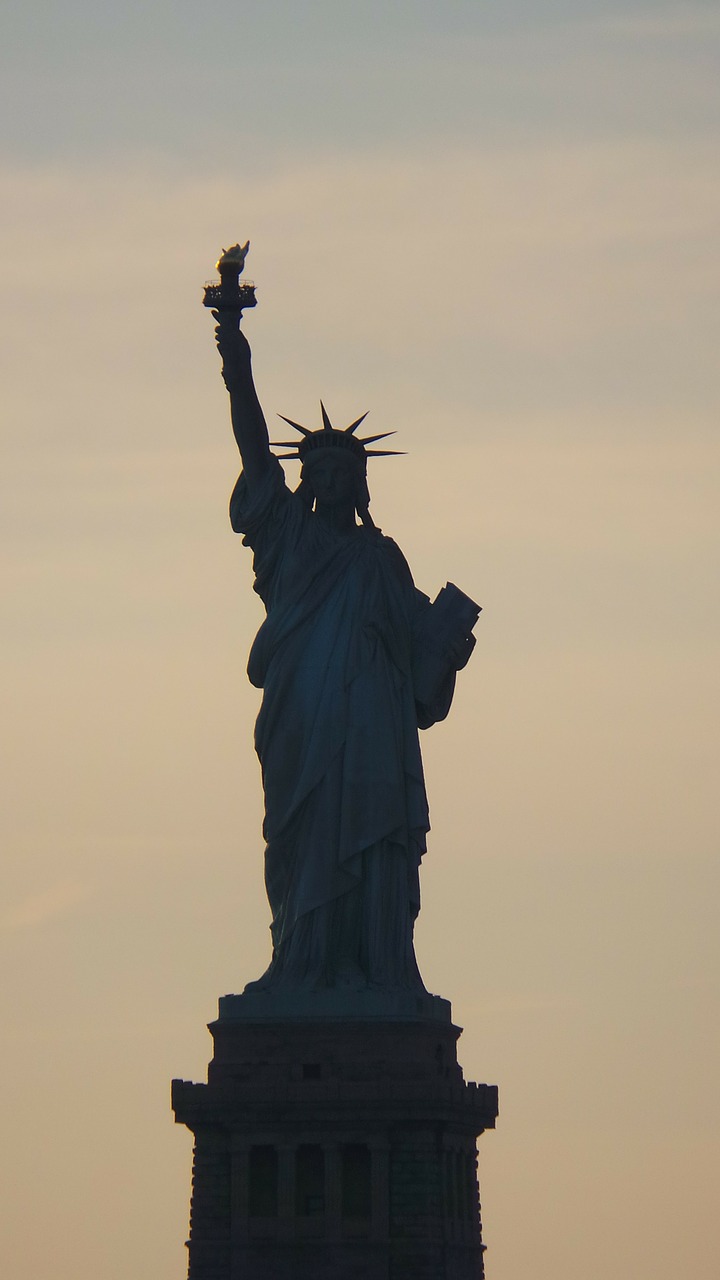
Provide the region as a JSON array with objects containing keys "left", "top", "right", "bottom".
[
  {"left": 272, "top": 403, "right": 402, "bottom": 528},
  {"left": 300, "top": 448, "right": 371, "bottom": 522}
]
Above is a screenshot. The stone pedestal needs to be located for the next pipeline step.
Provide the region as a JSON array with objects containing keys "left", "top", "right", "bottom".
[{"left": 173, "top": 993, "right": 498, "bottom": 1280}]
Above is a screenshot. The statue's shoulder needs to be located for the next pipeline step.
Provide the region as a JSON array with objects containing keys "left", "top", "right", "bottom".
[
  {"left": 366, "top": 530, "right": 414, "bottom": 583},
  {"left": 230, "top": 458, "right": 294, "bottom": 536}
]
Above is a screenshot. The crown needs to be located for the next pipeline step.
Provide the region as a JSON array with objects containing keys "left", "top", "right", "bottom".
[{"left": 272, "top": 403, "right": 404, "bottom": 464}]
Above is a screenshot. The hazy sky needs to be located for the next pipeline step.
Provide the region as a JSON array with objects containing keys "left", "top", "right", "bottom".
[{"left": 1, "top": 3, "right": 718, "bottom": 1279}]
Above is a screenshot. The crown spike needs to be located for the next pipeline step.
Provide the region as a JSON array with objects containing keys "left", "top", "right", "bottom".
[
  {"left": 365, "top": 449, "right": 406, "bottom": 457},
  {"left": 320, "top": 401, "right": 333, "bottom": 432},
  {"left": 277, "top": 414, "right": 312, "bottom": 437},
  {"left": 345, "top": 412, "right": 369, "bottom": 435},
  {"left": 358, "top": 431, "right": 396, "bottom": 445},
  {"left": 273, "top": 452, "right": 302, "bottom": 459}
]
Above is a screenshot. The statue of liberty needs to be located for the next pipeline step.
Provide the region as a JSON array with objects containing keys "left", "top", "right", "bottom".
[{"left": 209, "top": 246, "right": 479, "bottom": 996}]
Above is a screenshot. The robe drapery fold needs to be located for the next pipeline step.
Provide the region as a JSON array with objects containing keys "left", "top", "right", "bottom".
[{"left": 230, "top": 459, "right": 450, "bottom": 991}]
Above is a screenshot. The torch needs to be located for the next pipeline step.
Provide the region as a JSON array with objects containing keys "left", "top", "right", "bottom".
[{"left": 202, "top": 242, "right": 257, "bottom": 321}]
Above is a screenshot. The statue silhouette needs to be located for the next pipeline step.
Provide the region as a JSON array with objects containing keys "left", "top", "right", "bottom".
[{"left": 214, "top": 300, "right": 478, "bottom": 995}]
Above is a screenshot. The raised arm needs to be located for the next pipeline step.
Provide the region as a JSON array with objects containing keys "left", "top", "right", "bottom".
[{"left": 214, "top": 317, "right": 272, "bottom": 491}]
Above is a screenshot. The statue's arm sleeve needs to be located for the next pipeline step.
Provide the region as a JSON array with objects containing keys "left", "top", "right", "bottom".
[
  {"left": 229, "top": 454, "right": 288, "bottom": 535},
  {"left": 414, "top": 660, "right": 457, "bottom": 730},
  {"left": 381, "top": 540, "right": 469, "bottom": 728},
  {"left": 215, "top": 321, "right": 273, "bottom": 491},
  {"left": 229, "top": 457, "right": 300, "bottom": 605},
  {"left": 411, "top": 590, "right": 458, "bottom": 729}
]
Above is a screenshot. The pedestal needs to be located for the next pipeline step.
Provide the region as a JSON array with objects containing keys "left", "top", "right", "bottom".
[{"left": 173, "top": 992, "right": 498, "bottom": 1280}]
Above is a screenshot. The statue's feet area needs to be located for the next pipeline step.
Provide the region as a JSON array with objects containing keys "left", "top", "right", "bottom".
[
  {"left": 242, "top": 954, "right": 425, "bottom": 997},
  {"left": 220, "top": 982, "right": 451, "bottom": 1023},
  {"left": 244, "top": 961, "right": 371, "bottom": 994},
  {"left": 242, "top": 964, "right": 275, "bottom": 994}
]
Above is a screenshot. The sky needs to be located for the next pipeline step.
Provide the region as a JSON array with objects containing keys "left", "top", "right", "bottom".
[{"left": 1, "top": 2, "right": 718, "bottom": 1278}]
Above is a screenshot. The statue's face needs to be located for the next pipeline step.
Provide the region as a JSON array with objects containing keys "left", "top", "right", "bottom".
[{"left": 303, "top": 451, "right": 362, "bottom": 509}]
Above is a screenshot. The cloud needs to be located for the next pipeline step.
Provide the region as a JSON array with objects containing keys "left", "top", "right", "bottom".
[
  {"left": 600, "top": 8, "right": 720, "bottom": 39},
  {"left": 1, "top": 130, "right": 716, "bottom": 423},
  {"left": 3, "top": 0, "right": 717, "bottom": 171},
  {"left": 2, "top": 882, "right": 92, "bottom": 932}
]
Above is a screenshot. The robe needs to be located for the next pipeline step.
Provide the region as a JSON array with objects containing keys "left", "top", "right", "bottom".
[{"left": 230, "top": 458, "right": 455, "bottom": 991}]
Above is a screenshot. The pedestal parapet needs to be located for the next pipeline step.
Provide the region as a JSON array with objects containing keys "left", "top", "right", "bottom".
[{"left": 173, "top": 994, "right": 498, "bottom": 1280}]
